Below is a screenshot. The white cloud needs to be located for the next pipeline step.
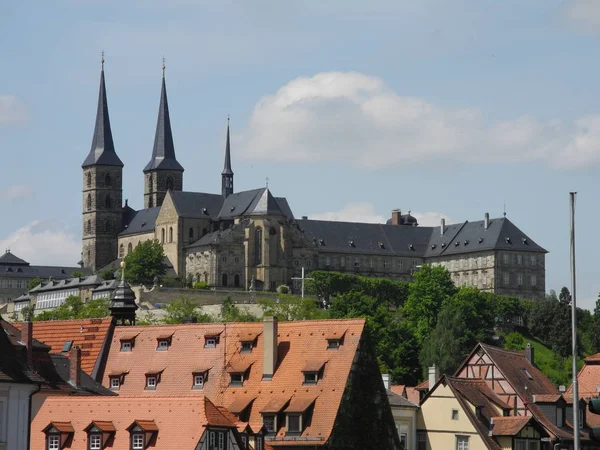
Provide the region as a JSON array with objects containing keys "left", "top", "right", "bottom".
[
  {"left": 239, "top": 71, "right": 600, "bottom": 170},
  {"left": 562, "top": 0, "right": 600, "bottom": 32},
  {"left": 0, "top": 221, "right": 80, "bottom": 266},
  {"left": 0, "top": 185, "right": 34, "bottom": 201},
  {"left": 0, "top": 95, "right": 29, "bottom": 125},
  {"left": 308, "top": 202, "right": 452, "bottom": 226}
]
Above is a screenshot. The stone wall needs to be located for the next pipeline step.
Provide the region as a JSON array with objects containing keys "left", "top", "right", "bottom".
[
  {"left": 117, "top": 232, "right": 155, "bottom": 259},
  {"left": 138, "top": 287, "right": 281, "bottom": 307}
]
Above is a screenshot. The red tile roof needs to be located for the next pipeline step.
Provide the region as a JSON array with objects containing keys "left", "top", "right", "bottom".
[
  {"left": 405, "top": 386, "right": 421, "bottom": 405},
  {"left": 12, "top": 318, "right": 113, "bottom": 376},
  {"left": 32, "top": 396, "right": 238, "bottom": 450},
  {"left": 490, "top": 417, "right": 532, "bottom": 436},
  {"left": 389, "top": 385, "right": 406, "bottom": 397},
  {"left": 101, "top": 319, "right": 365, "bottom": 446}
]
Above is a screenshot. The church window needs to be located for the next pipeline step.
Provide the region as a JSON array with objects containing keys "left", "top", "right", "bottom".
[
  {"left": 204, "top": 272, "right": 208, "bottom": 283},
  {"left": 148, "top": 196, "right": 153, "bottom": 208},
  {"left": 105, "top": 195, "right": 112, "bottom": 209},
  {"left": 105, "top": 173, "right": 112, "bottom": 187},
  {"left": 234, "top": 274, "right": 240, "bottom": 287},
  {"left": 87, "top": 194, "right": 92, "bottom": 211},
  {"left": 161, "top": 228, "right": 165, "bottom": 243},
  {"left": 119, "top": 244, "right": 124, "bottom": 258},
  {"left": 166, "top": 176, "right": 174, "bottom": 191},
  {"left": 255, "top": 228, "right": 262, "bottom": 264},
  {"left": 169, "top": 227, "right": 173, "bottom": 243},
  {"left": 189, "top": 227, "right": 194, "bottom": 239},
  {"left": 87, "top": 220, "right": 91, "bottom": 234},
  {"left": 222, "top": 273, "right": 228, "bottom": 287},
  {"left": 222, "top": 256, "right": 227, "bottom": 263},
  {"left": 128, "top": 243, "right": 133, "bottom": 255},
  {"left": 86, "top": 171, "right": 91, "bottom": 187}
]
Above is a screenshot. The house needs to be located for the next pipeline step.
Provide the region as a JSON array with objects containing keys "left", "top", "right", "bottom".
[
  {"left": 384, "top": 375, "right": 418, "bottom": 450},
  {"left": 99, "top": 317, "right": 402, "bottom": 449},
  {"left": 31, "top": 396, "right": 262, "bottom": 450},
  {"left": 417, "top": 375, "right": 551, "bottom": 450},
  {"left": 10, "top": 317, "right": 114, "bottom": 378}
]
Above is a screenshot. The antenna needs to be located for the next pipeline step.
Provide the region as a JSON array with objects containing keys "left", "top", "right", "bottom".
[
  {"left": 265, "top": 177, "right": 269, "bottom": 189},
  {"left": 503, "top": 201, "right": 507, "bottom": 217},
  {"left": 162, "top": 56, "right": 166, "bottom": 76},
  {"left": 101, "top": 50, "right": 105, "bottom": 70}
]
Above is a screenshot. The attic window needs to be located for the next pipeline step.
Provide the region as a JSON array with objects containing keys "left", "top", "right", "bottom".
[
  {"left": 478, "top": 238, "right": 483, "bottom": 244},
  {"left": 522, "top": 238, "right": 528, "bottom": 245},
  {"left": 409, "top": 244, "right": 414, "bottom": 251},
  {"left": 156, "top": 339, "right": 170, "bottom": 351},
  {"left": 204, "top": 335, "right": 220, "bottom": 348},
  {"left": 505, "top": 237, "right": 512, "bottom": 244},
  {"left": 110, "top": 376, "right": 120, "bottom": 390},
  {"left": 349, "top": 240, "right": 355, "bottom": 247},
  {"left": 451, "top": 409, "right": 459, "bottom": 420},
  {"left": 327, "top": 339, "right": 340, "bottom": 350},
  {"left": 241, "top": 341, "right": 253, "bottom": 353},
  {"left": 16, "top": 267, "right": 22, "bottom": 272},
  {"left": 230, "top": 373, "right": 244, "bottom": 386},
  {"left": 61, "top": 341, "right": 73, "bottom": 352},
  {"left": 120, "top": 340, "right": 132, "bottom": 352},
  {"left": 522, "top": 368, "right": 533, "bottom": 380},
  {"left": 44, "top": 422, "right": 74, "bottom": 450},
  {"left": 441, "top": 243, "right": 446, "bottom": 248},
  {"left": 303, "top": 372, "right": 318, "bottom": 385},
  {"left": 145, "top": 374, "right": 160, "bottom": 390},
  {"left": 193, "top": 374, "right": 205, "bottom": 389},
  {"left": 230, "top": 206, "right": 235, "bottom": 212},
  {"left": 141, "top": 222, "right": 146, "bottom": 228}
]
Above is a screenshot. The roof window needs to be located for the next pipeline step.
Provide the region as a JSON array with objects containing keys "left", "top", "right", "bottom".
[
  {"left": 522, "top": 368, "right": 533, "bottom": 380},
  {"left": 431, "top": 244, "right": 436, "bottom": 250},
  {"left": 202, "top": 208, "right": 208, "bottom": 215},
  {"left": 441, "top": 243, "right": 446, "bottom": 248},
  {"left": 127, "top": 421, "right": 158, "bottom": 450},
  {"left": 505, "top": 237, "right": 512, "bottom": 244},
  {"left": 522, "top": 238, "right": 529, "bottom": 245},
  {"left": 230, "top": 373, "right": 244, "bottom": 386},
  {"left": 349, "top": 240, "right": 355, "bottom": 247},
  {"left": 241, "top": 341, "right": 253, "bottom": 353},
  {"left": 409, "top": 244, "right": 414, "bottom": 250},
  {"left": 463, "top": 240, "right": 469, "bottom": 245},
  {"left": 478, "top": 238, "right": 483, "bottom": 244},
  {"left": 319, "top": 239, "right": 325, "bottom": 246},
  {"left": 204, "top": 336, "right": 219, "bottom": 348},
  {"left": 61, "top": 341, "right": 73, "bottom": 353},
  {"left": 85, "top": 421, "right": 116, "bottom": 450},
  {"left": 454, "top": 241, "right": 460, "bottom": 247},
  {"left": 120, "top": 340, "right": 133, "bottom": 352},
  {"left": 145, "top": 370, "right": 163, "bottom": 390},
  {"left": 43, "top": 422, "right": 74, "bottom": 450}
]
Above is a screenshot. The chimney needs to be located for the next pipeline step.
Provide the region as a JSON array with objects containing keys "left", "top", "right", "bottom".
[
  {"left": 428, "top": 364, "right": 439, "bottom": 390},
  {"left": 440, "top": 218, "right": 445, "bottom": 236},
  {"left": 391, "top": 209, "right": 402, "bottom": 225},
  {"left": 525, "top": 343, "right": 534, "bottom": 365},
  {"left": 21, "top": 320, "right": 33, "bottom": 367},
  {"left": 262, "top": 316, "right": 278, "bottom": 380},
  {"left": 382, "top": 373, "right": 390, "bottom": 390},
  {"left": 484, "top": 212, "right": 489, "bottom": 230},
  {"left": 301, "top": 216, "right": 308, "bottom": 220},
  {"left": 70, "top": 345, "right": 81, "bottom": 387},
  {"left": 559, "top": 385, "right": 566, "bottom": 393}
]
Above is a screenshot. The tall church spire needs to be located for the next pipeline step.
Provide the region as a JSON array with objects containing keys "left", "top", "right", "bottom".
[
  {"left": 82, "top": 58, "right": 123, "bottom": 168},
  {"left": 143, "top": 65, "right": 184, "bottom": 173},
  {"left": 221, "top": 117, "right": 234, "bottom": 198}
]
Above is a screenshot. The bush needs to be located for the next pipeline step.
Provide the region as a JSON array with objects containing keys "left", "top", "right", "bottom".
[
  {"left": 160, "top": 276, "right": 180, "bottom": 288},
  {"left": 276, "top": 285, "right": 290, "bottom": 294},
  {"left": 505, "top": 332, "right": 526, "bottom": 351},
  {"left": 193, "top": 281, "right": 210, "bottom": 290}
]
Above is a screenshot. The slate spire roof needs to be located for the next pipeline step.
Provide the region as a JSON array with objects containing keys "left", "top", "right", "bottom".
[
  {"left": 143, "top": 72, "right": 184, "bottom": 173},
  {"left": 82, "top": 67, "right": 123, "bottom": 168},
  {"left": 222, "top": 119, "right": 233, "bottom": 176}
]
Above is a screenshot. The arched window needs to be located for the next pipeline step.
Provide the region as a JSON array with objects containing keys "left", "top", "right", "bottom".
[
  {"left": 105, "top": 195, "right": 112, "bottom": 209},
  {"left": 196, "top": 273, "right": 201, "bottom": 282},
  {"left": 87, "top": 249, "right": 90, "bottom": 260},
  {"left": 189, "top": 228, "right": 194, "bottom": 239},
  {"left": 204, "top": 272, "right": 208, "bottom": 283},
  {"left": 105, "top": 173, "right": 112, "bottom": 187},
  {"left": 234, "top": 274, "right": 240, "bottom": 287},
  {"left": 166, "top": 176, "right": 174, "bottom": 191},
  {"left": 222, "top": 273, "right": 228, "bottom": 287},
  {"left": 161, "top": 228, "right": 165, "bottom": 243},
  {"left": 86, "top": 220, "right": 91, "bottom": 234},
  {"left": 104, "top": 220, "right": 111, "bottom": 232},
  {"left": 86, "top": 172, "right": 91, "bottom": 187},
  {"left": 148, "top": 196, "right": 153, "bottom": 208},
  {"left": 255, "top": 228, "right": 262, "bottom": 264},
  {"left": 119, "top": 244, "right": 124, "bottom": 258},
  {"left": 87, "top": 194, "right": 92, "bottom": 211},
  {"left": 169, "top": 227, "right": 173, "bottom": 243},
  {"left": 128, "top": 243, "right": 133, "bottom": 254}
]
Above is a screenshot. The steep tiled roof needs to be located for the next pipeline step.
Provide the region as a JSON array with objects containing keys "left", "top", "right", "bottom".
[
  {"left": 102, "top": 319, "right": 365, "bottom": 446},
  {"left": 490, "top": 416, "right": 533, "bottom": 436},
  {"left": 569, "top": 353, "right": 600, "bottom": 397},
  {"left": 0, "top": 250, "right": 28, "bottom": 265},
  {"left": 387, "top": 390, "right": 417, "bottom": 408},
  {"left": 31, "top": 396, "right": 237, "bottom": 450},
  {"left": 389, "top": 385, "right": 406, "bottom": 397},
  {"left": 169, "top": 191, "right": 224, "bottom": 220},
  {"left": 12, "top": 318, "right": 113, "bottom": 376}
]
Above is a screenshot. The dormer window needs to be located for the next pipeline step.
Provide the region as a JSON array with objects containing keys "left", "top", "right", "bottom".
[
  {"left": 283, "top": 396, "right": 316, "bottom": 436},
  {"left": 127, "top": 420, "right": 158, "bottom": 450},
  {"left": 302, "top": 360, "right": 326, "bottom": 385},
  {"left": 204, "top": 334, "right": 220, "bottom": 348},
  {"left": 230, "top": 373, "right": 244, "bottom": 386},
  {"left": 156, "top": 339, "right": 170, "bottom": 351},
  {"left": 304, "top": 372, "right": 318, "bottom": 385},
  {"left": 146, "top": 376, "right": 156, "bottom": 389},
  {"left": 120, "top": 340, "right": 132, "bottom": 352},
  {"left": 43, "top": 422, "right": 74, "bottom": 450},
  {"left": 241, "top": 341, "right": 253, "bottom": 353},
  {"left": 110, "top": 377, "right": 120, "bottom": 390},
  {"left": 327, "top": 339, "right": 340, "bottom": 350},
  {"left": 194, "top": 374, "right": 205, "bottom": 388},
  {"left": 85, "top": 421, "right": 116, "bottom": 450},
  {"left": 262, "top": 415, "right": 276, "bottom": 434},
  {"left": 131, "top": 433, "right": 144, "bottom": 450},
  {"left": 287, "top": 414, "right": 301, "bottom": 433}
]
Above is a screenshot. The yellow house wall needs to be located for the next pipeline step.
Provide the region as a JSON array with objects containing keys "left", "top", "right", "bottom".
[
  {"left": 417, "top": 383, "right": 488, "bottom": 450},
  {"left": 496, "top": 436, "right": 511, "bottom": 450}
]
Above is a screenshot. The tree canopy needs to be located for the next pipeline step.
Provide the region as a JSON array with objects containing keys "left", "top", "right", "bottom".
[{"left": 123, "top": 239, "right": 168, "bottom": 285}]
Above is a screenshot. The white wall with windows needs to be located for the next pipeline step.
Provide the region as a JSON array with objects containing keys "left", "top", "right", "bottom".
[{"left": 36, "top": 288, "right": 78, "bottom": 310}]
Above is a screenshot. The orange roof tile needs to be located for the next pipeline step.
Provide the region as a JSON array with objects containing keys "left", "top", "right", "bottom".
[
  {"left": 571, "top": 358, "right": 600, "bottom": 397},
  {"left": 45, "top": 422, "right": 75, "bottom": 433},
  {"left": 324, "top": 328, "right": 347, "bottom": 340},
  {"left": 405, "top": 386, "right": 420, "bottom": 405},
  {"left": 88, "top": 421, "right": 116, "bottom": 432},
  {"left": 284, "top": 396, "right": 317, "bottom": 413},
  {"left": 228, "top": 396, "right": 256, "bottom": 414},
  {"left": 13, "top": 318, "right": 113, "bottom": 376},
  {"left": 390, "top": 385, "right": 406, "bottom": 397},
  {"left": 32, "top": 396, "right": 237, "bottom": 450},
  {"left": 260, "top": 397, "right": 291, "bottom": 413},
  {"left": 302, "top": 359, "right": 327, "bottom": 372},
  {"left": 100, "top": 319, "right": 365, "bottom": 446},
  {"left": 533, "top": 394, "right": 562, "bottom": 403},
  {"left": 490, "top": 417, "right": 532, "bottom": 436},
  {"left": 585, "top": 353, "right": 600, "bottom": 363},
  {"left": 237, "top": 330, "right": 261, "bottom": 341}
]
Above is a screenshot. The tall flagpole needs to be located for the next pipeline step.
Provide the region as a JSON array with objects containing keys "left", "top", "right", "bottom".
[{"left": 570, "top": 192, "right": 580, "bottom": 449}]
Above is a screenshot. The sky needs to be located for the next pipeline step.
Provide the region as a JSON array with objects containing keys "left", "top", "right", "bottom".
[{"left": 2, "top": 0, "right": 600, "bottom": 308}]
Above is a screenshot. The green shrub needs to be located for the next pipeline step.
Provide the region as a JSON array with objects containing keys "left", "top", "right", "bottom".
[{"left": 193, "top": 281, "right": 210, "bottom": 290}]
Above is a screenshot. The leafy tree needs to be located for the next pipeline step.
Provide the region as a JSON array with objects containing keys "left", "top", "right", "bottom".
[
  {"left": 163, "top": 296, "right": 213, "bottom": 324},
  {"left": 220, "top": 296, "right": 258, "bottom": 322},
  {"left": 504, "top": 332, "right": 526, "bottom": 351},
  {"left": 71, "top": 271, "right": 86, "bottom": 278},
  {"left": 20, "top": 305, "right": 35, "bottom": 321},
  {"left": 559, "top": 287, "right": 572, "bottom": 306},
  {"left": 276, "top": 285, "right": 290, "bottom": 294},
  {"left": 160, "top": 276, "right": 180, "bottom": 288},
  {"left": 27, "top": 277, "right": 44, "bottom": 290},
  {"left": 403, "top": 265, "right": 457, "bottom": 343},
  {"left": 99, "top": 268, "right": 116, "bottom": 280},
  {"left": 79, "top": 298, "right": 110, "bottom": 318},
  {"left": 257, "top": 294, "right": 326, "bottom": 321},
  {"left": 123, "top": 239, "right": 167, "bottom": 285},
  {"left": 591, "top": 295, "right": 600, "bottom": 353}
]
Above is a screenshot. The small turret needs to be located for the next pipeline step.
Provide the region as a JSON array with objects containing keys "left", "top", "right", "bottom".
[{"left": 109, "top": 261, "right": 138, "bottom": 326}]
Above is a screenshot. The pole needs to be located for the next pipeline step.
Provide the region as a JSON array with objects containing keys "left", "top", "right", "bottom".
[
  {"left": 301, "top": 267, "right": 305, "bottom": 298},
  {"left": 570, "top": 192, "right": 580, "bottom": 450}
]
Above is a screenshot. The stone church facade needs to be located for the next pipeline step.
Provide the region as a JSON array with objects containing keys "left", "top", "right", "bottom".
[{"left": 81, "top": 65, "right": 548, "bottom": 299}]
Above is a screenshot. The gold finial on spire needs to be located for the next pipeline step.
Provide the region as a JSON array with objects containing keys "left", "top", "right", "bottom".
[
  {"left": 101, "top": 50, "right": 105, "bottom": 70},
  {"left": 162, "top": 56, "right": 166, "bottom": 76}
]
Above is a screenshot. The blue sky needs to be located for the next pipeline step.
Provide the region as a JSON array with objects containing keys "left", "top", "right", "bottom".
[{"left": 2, "top": 0, "right": 600, "bottom": 308}]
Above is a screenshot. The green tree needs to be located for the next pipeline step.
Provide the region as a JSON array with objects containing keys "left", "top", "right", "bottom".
[
  {"left": 99, "top": 268, "right": 116, "bottom": 280},
  {"left": 504, "top": 332, "right": 526, "bottom": 351},
  {"left": 591, "top": 295, "right": 600, "bottom": 353},
  {"left": 192, "top": 281, "right": 210, "bottom": 290},
  {"left": 123, "top": 239, "right": 168, "bottom": 285},
  {"left": 27, "top": 277, "right": 44, "bottom": 290},
  {"left": 559, "top": 286, "right": 572, "bottom": 306},
  {"left": 403, "top": 265, "right": 457, "bottom": 343},
  {"left": 257, "top": 294, "right": 326, "bottom": 321},
  {"left": 164, "top": 297, "right": 213, "bottom": 324},
  {"left": 79, "top": 299, "right": 110, "bottom": 318},
  {"left": 71, "top": 271, "right": 86, "bottom": 278},
  {"left": 220, "top": 296, "right": 258, "bottom": 322}
]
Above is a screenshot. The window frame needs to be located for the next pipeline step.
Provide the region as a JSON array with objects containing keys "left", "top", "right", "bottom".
[
  {"left": 205, "top": 337, "right": 217, "bottom": 348},
  {"left": 451, "top": 409, "right": 459, "bottom": 420},
  {"left": 47, "top": 434, "right": 60, "bottom": 450},
  {"left": 456, "top": 435, "right": 469, "bottom": 450},
  {"left": 193, "top": 374, "right": 205, "bottom": 389},
  {"left": 287, "top": 413, "right": 302, "bottom": 433},
  {"left": 156, "top": 340, "right": 169, "bottom": 351},
  {"left": 120, "top": 341, "right": 132, "bottom": 352},
  {"left": 327, "top": 339, "right": 340, "bottom": 350},
  {"left": 262, "top": 414, "right": 276, "bottom": 434},
  {"left": 110, "top": 376, "right": 120, "bottom": 390},
  {"left": 303, "top": 372, "right": 318, "bottom": 385},
  {"left": 88, "top": 432, "right": 102, "bottom": 450},
  {"left": 146, "top": 375, "right": 157, "bottom": 389},
  {"left": 240, "top": 341, "right": 253, "bottom": 353},
  {"left": 131, "top": 432, "right": 144, "bottom": 450},
  {"left": 230, "top": 373, "right": 244, "bottom": 387}
]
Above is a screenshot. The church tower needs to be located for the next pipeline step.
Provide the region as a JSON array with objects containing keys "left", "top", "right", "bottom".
[
  {"left": 222, "top": 119, "right": 234, "bottom": 198},
  {"left": 82, "top": 59, "right": 123, "bottom": 271},
  {"left": 143, "top": 64, "right": 184, "bottom": 208}
]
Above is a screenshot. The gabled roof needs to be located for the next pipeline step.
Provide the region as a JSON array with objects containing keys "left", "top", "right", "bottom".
[
  {"left": 143, "top": 75, "right": 184, "bottom": 173},
  {"left": 12, "top": 318, "right": 114, "bottom": 377},
  {"left": 490, "top": 416, "right": 535, "bottom": 436},
  {"left": 386, "top": 390, "right": 418, "bottom": 408},
  {"left": 248, "top": 188, "right": 283, "bottom": 216},
  {"left": 82, "top": 69, "right": 123, "bottom": 168},
  {"left": 0, "top": 250, "right": 29, "bottom": 266},
  {"left": 186, "top": 227, "right": 235, "bottom": 250},
  {"left": 569, "top": 352, "right": 600, "bottom": 398},
  {"left": 31, "top": 396, "right": 239, "bottom": 450},
  {"left": 31, "top": 275, "right": 105, "bottom": 293},
  {"left": 102, "top": 319, "right": 365, "bottom": 445},
  {"left": 169, "top": 191, "right": 224, "bottom": 220},
  {"left": 119, "top": 207, "right": 161, "bottom": 236}
]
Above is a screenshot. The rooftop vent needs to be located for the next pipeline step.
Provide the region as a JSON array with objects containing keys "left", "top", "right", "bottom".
[
  {"left": 505, "top": 237, "right": 511, "bottom": 244},
  {"left": 319, "top": 239, "right": 325, "bottom": 246},
  {"left": 559, "top": 385, "right": 566, "bottom": 393},
  {"left": 464, "top": 240, "right": 469, "bottom": 245},
  {"left": 379, "top": 242, "right": 385, "bottom": 249},
  {"left": 203, "top": 208, "right": 208, "bottom": 215},
  {"left": 124, "top": 224, "right": 128, "bottom": 229},
  {"left": 522, "top": 238, "right": 528, "bottom": 245},
  {"left": 408, "top": 244, "right": 414, "bottom": 251},
  {"left": 454, "top": 241, "right": 460, "bottom": 247},
  {"left": 349, "top": 240, "right": 355, "bottom": 247},
  {"left": 441, "top": 243, "right": 446, "bottom": 248},
  {"left": 478, "top": 238, "right": 483, "bottom": 244},
  {"left": 431, "top": 244, "right": 437, "bottom": 250},
  {"left": 141, "top": 222, "right": 146, "bottom": 227},
  {"left": 230, "top": 206, "right": 235, "bottom": 212}
]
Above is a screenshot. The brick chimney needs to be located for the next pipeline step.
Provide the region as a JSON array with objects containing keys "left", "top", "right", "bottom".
[
  {"left": 428, "top": 364, "right": 439, "bottom": 390},
  {"left": 391, "top": 209, "right": 402, "bottom": 225},
  {"left": 70, "top": 345, "right": 81, "bottom": 387},
  {"left": 525, "top": 343, "right": 534, "bottom": 365},
  {"left": 382, "top": 373, "right": 390, "bottom": 390},
  {"left": 262, "top": 316, "right": 278, "bottom": 380},
  {"left": 21, "top": 320, "right": 33, "bottom": 367}
]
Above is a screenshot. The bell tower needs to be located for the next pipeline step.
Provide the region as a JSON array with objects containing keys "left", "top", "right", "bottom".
[{"left": 82, "top": 56, "right": 123, "bottom": 271}]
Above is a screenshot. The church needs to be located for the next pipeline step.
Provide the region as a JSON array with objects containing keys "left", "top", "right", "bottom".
[{"left": 81, "top": 64, "right": 548, "bottom": 299}]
